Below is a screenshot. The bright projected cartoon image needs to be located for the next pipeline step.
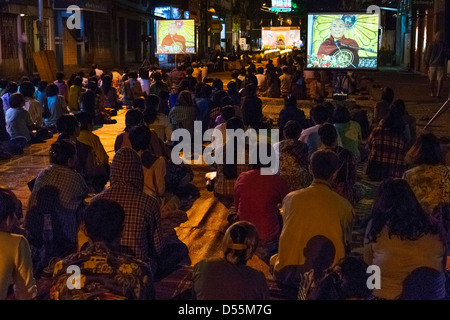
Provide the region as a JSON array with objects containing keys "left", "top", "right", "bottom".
[
  {"left": 261, "top": 27, "right": 301, "bottom": 49},
  {"left": 156, "top": 19, "right": 195, "bottom": 54},
  {"left": 307, "top": 13, "right": 379, "bottom": 70}
]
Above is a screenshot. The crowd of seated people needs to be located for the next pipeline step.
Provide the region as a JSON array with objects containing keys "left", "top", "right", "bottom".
[{"left": 1, "top": 53, "right": 450, "bottom": 302}]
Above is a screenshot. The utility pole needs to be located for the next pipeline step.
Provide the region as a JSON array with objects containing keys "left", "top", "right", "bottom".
[{"left": 38, "top": 0, "right": 45, "bottom": 51}]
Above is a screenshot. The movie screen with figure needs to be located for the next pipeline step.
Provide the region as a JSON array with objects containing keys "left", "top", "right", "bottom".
[
  {"left": 306, "top": 13, "right": 379, "bottom": 70},
  {"left": 261, "top": 27, "right": 301, "bottom": 50},
  {"left": 156, "top": 19, "right": 195, "bottom": 54}
]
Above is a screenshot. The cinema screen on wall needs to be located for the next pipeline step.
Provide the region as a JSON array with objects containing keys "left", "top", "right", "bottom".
[
  {"left": 156, "top": 19, "right": 196, "bottom": 54},
  {"left": 306, "top": 13, "right": 380, "bottom": 70}
]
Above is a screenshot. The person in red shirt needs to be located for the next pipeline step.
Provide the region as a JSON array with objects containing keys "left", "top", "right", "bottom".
[{"left": 234, "top": 146, "right": 290, "bottom": 265}]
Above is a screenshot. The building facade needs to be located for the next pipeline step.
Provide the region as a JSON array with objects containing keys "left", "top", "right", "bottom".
[{"left": 0, "top": 0, "right": 54, "bottom": 76}]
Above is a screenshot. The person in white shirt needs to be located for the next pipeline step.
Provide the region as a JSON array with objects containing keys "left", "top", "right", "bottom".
[
  {"left": 199, "top": 63, "right": 208, "bottom": 83},
  {"left": 0, "top": 187, "right": 38, "bottom": 300},
  {"left": 138, "top": 68, "right": 151, "bottom": 96},
  {"left": 255, "top": 67, "right": 268, "bottom": 93}
]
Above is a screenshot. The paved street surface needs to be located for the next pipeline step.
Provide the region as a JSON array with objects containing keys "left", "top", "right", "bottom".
[{"left": 0, "top": 66, "right": 449, "bottom": 298}]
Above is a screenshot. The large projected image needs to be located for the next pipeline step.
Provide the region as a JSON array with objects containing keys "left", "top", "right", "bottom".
[
  {"left": 262, "top": 27, "right": 301, "bottom": 50},
  {"left": 307, "top": 13, "right": 379, "bottom": 70},
  {"left": 156, "top": 19, "right": 195, "bottom": 54}
]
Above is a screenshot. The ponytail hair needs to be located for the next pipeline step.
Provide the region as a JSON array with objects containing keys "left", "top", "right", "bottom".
[{"left": 222, "top": 221, "right": 259, "bottom": 265}]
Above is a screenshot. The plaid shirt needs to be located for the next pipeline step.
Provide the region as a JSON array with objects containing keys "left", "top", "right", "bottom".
[
  {"left": 214, "top": 142, "right": 252, "bottom": 200},
  {"left": 91, "top": 148, "right": 163, "bottom": 265},
  {"left": 169, "top": 104, "right": 199, "bottom": 136},
  {"left": 367, "top": 126, "right": 406, "bottom": 179},
  {"left": 26, "top": 164, "right": 88, "bottom": 253}
]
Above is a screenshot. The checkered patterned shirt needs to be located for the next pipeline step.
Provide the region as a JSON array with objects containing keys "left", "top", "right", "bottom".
[
  {"left": 169, "top": 104, "right": 199, "bottom": 136},
  {"left": 91, "top": 147, "right": 163, "bottom": 264},
  {"left": 214, "top": 143, "right": 252, "bottom": 200},
  {"left": 27, "top": 164, "right": 88, "bottom": 250},
  {"left": 367, "top": 126, "right": 406, "bottom": 179}
]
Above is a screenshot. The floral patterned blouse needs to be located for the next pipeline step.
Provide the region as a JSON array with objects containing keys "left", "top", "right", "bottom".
[
  {"left": 403, "top": 164, "right": 450, "bottom": 214},
  {"left": 50, "top": 242, "right": 154, "bottom": 300},
  {"left": 277, "top": 139, "right": 312, "bottom": 191}
]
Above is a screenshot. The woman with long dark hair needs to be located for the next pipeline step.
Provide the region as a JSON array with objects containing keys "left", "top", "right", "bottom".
[
  {"left": 403, "top": 133, "right": 450, "bottom": 214},
  {"left": 100, "top": 74, "right": 122, "bottom": 110},
  {"left": 363, "top": 178, "right": 446, "bottom": 300}
]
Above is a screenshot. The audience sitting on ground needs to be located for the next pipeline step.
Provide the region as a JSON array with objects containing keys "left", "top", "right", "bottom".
[
  {"left": 300, "top": 103, "right": 342, "bottom": 158},
  {"left": 279, "top": 66, "right": 293, "bottom": 98},
  {"left": 263, "top": 71, "right": 281, "bottom": 98},
  {"left": 86, "top": 80, "right": 117, "bottom": 125},
  {"left": 318, "top": 123, "right": 359, "bottom": 205},
  {"left": 43, "top": 83, "right": 69, "bottom": 132},
  {"left": 214, "top": 117, "right": 252, "bottom": 202},
  {"left": 133, "top": 97, "right": 146, "bottom": 113},
  {"left": 373, "top": 87, "right": 394, "bottom": 126},
  {"left": 214, "top": 97, "right": 235, "bottom": 126},
  {"left": 148, "top": 71, "right": 169, "bottom": 98},
  {"left": 128, "top": 124, "right": 165, "bottom": 199},
  {"left": 193, "top": 221, "right": 270, "bottom": 300},
  {"left": 138, "top": 68, "right": 151, "bottom": 96},
  {"left": 1, "top": 81, "right": 19, "bottom": 112},
  {"left": 25, "top": 140, "right": 88, "bottom": 274},
  {"left": 233, "top": 144, "right": 290, "bottom": 265},
  {"left": 49, "top": 198, "right": 155, "bottom": 300},
  {"left": 114, "top": 109, "right": 144, "bottom": 152},
  {"left": 208, "top": 90, "right": 228, "bottom": 129},
  {"left": 122, "top": 71, "right": 144, "bottom": 108},
  {"left": 89, "top": 147, "right": 163, "bottom": 276},
  {"left": 128, "top": 124, "right": 180, "bottom": 213},
  {"left": 55, "top": 114, "right": 96, "bottom": 191},
  {"left": 274, "top": 120, "right": 311, "bottom": 192},
  {"left": 332, "top": 105, "right": 363, "bottom": 162},
  {"left": 390, "top": 99, "right": 417, "bottom": 150},
  {"left": 226, "top": 76, "right": 242, "bottom": 108},
  {"left": 291, "top": 70, "right": 307, "bottom": 100},
  {"left": 210, "top": 106, "right": 235, "bottom": 150},
  {"left": 169, "top": 79, "right": 190, "bottom": 110},
  {"left": 277, "top": 95, "right": 308, "bottom": 140},
  {"left": 75, "top": 112, "right": 110, "bottom": 193},
  {"left": 5, "top": 92, "right": 46, "bottom": 152},
  {"left": 270, "top": 149, "right": 355, "bottom": 299},
  {"left": 0, "top": 187, "right": 37, "bottom": 300},
  {"left": 0, "top": 79, "right": 8, "bottom": 97},
  {"left": 363, "top": 178, "right": 446, "bottom": 300},
  {"left": 100, "top": 74, "right": 122, "bottom": 110},
  {"left": 308, "top": 255, "right": 372, "bottom": 300},
  {"left": 195, "top": 84, "right": 212, "bottom": 131},
  {"left": 20, "top": 81, "right": 44, "bottom": 131},
  {"left": 157, "top": 90, "right": 170, "bottom": 116},
  {"left": 240, "top": 84, "right": 263, "bottom": 129},
  {"left": 0, "top": 100, "right": 13, "bottom": 159},
  {"left": 54, "top": 72, "right": 69, "bottom": 105},
  {"left": 366, "top": 103, "right": 408, "bottom": 181},
  {"left": 36, "top": 81, "right": 47, "bottom": 106},
  {"left": 143, "top": 95, "right": 172, "bottom": 146}
]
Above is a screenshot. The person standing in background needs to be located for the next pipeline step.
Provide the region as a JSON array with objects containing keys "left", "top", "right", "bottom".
[{"left": 425, "top": 31, "right": 447, "bottom": 99}]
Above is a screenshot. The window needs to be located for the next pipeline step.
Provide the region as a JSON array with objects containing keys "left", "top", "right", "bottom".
[{"left": 0, "top": 14, "right": 18, "bottom": 59}]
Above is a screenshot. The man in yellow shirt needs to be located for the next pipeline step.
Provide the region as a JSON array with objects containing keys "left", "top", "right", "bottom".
[
  {"left": 75, "top": 111, "right": 110, "bottom": 192},
  {"left": 270, "top": 149, "right": 355, "bottom": 298}
]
